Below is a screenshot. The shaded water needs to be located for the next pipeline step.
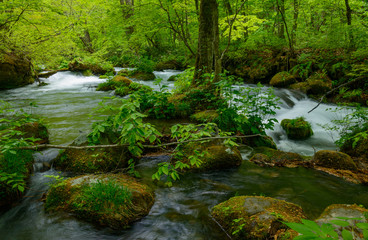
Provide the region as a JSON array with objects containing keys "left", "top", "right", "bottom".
[{"left": 0, "top": 71, "right": 367, "bottom": 240}]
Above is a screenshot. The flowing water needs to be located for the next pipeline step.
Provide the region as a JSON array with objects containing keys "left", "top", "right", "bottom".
[{"left": 0, "top": 71, "right": 367, "bottom": 240}]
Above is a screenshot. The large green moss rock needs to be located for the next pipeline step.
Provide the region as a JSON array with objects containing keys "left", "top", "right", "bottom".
[
  {"left": 96, "top": 75, "right": 132, "bottom": 91},
  {"left": 211, "top": 196, "right": 306, "bottom": 239},
  {"left": 250, "top": 147, "right": 305, "bottom": 167},
  {"left": 281, "top": 117, "right": 313, "bottom": 140},
  {"left": 190, "top": 110, "right": 219, "bottom": 123},
  {"left": 316, "top": 204, "right": 368, "bottom": 239},
  {"left": 175, "top": 140, "right": 242, "bottom": 171},
  {"left": 0, "top": 51, "right": 35, "bottom": 90},
  {"left": 45, "top": 174, "right": 155, "bottom": 229},
  {"left": 306, "top": 72, "right": 332, "bottom": 95},
  {"left": 155, "top": 59, "right": 185, "bottom": 71},
  {"left": 269, "top": 71, "right": 297, "bottom": 88},
  {"left": 313, "top": 150, "right": 357, "bottom": 171},
  {"left": 130, "top": 71, "right": 156, "bottom": 81},
  {"left": 53, "top": 134, "right": 130, "bottom": 173},
  {"left": 68, "top": 59, "right": 114, "bottom": 75}
]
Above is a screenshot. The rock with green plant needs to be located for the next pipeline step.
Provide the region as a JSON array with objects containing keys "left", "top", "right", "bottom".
[
  {"left": 44, "top": 173, "right": 155, "bottom": 229},
  {"left": 190, "top": 110, "right": 219, "bottom": 123},
  {"left": 281, "top": 117, "right": 313, "bottom": 140},
  {"left": 155, "top": 59, "right": 185, "bottom": 71},
  {"left": 17, "top": 122, "right": 49, "bottom": 144},
  {"left": 68, "top": 58, "right": 114, "bottom": 75},
  {"left": 305, "top": 72, "right": 332, "bottom": 95},
  {"left": 269, "top": 71, "right": 297, "bottom": 88},
  {"left": 53, "top": 133, "right": 131, "bottom": 173},
  {"left": 285, "top": 204, "right": 368, "bottom": 240},
  {"left": 250, "top": 147, "right": 306, "bottom": 168},
  {"left": 211, "top": 196, "right": 306, "bottom": 239},
  {"left": 0, "top": 51, "right": 35, "bottom": 90}
]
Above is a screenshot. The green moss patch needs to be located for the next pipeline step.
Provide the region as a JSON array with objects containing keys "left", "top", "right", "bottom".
[
  {"left": 281, "top": 117, "right": 313, "bottom": 140},
  {"left": 211, "top": 196, "right": 306, "bottom": 239},
  {"left": 45, "top": 174, "right": 155, "bottom": 229},
  {"left": 313, "top": 150, "right": 357, "bottom": 171},
  {"left": 269, "top": 71, "right": 297, "bottom": 88}
]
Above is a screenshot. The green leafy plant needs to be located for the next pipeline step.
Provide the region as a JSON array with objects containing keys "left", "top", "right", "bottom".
[{"left": 284, "top": 217, "right": 368, "bottom": 240}]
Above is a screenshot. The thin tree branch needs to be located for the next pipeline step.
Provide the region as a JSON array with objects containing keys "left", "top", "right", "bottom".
[
  {"left": 18, "top": 134, "right": 265, "bottom": 150},
  {"left": 308, "top": 76, "right": 365, "bottom": 113}
]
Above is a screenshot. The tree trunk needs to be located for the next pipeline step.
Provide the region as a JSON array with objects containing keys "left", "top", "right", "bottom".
[
  {"left": 291, "top": 0, "right": 299, "bottom": 47},
  {"left": 79, "top": 29, "right": 94, "bottom": 53},
  {"left": 277, "top": 0, "right": 285, "bottom": 39},
  {"left": 193, "top": 0, "right": 220, "bottom": 88},
  {"left": 345, "top": 0, "right": 354, "bottom": 48}
]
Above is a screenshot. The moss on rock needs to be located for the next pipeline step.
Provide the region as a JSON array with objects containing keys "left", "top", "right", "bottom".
[
  {"left": 281, "top": 117, "right": 313, "bottom": 140},
  {"left": 250, "top": 147, "right": 305, "bottom": 167},
  {"left": 313, "top": 150, "right": 357, "bottom": 171},
  {"left": 306, "top": 72, "right": 332, "bottom": 95},
  {"left": 190, "top": 110, "right": 219, "bottom": 123},
  {"left": 45, "top": 174, "right": 155, "bottom": 229},
  {"left": 68, "top": 58, "right": 114, "bottom": 75},
  {"left": 211, "top": 196, "right": 306, "bottom": 239},
  {"left": 53, "top": 134, "right": 130, "bottom": 173},
  {"left": 269, "top": 72, "right": 297, "bottom": 88},
  {"left": 0, "top": 51, "right": 35, "bottom": 90},
  {"left": 130, "top": 71, "right": 156, "bottom": 81},
  {"left": 175, "top": 140, "right": 242, "bottom": 171}
]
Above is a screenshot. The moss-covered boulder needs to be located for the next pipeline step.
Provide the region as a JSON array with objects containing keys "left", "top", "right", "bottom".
[
  {"left": 281, "top": 117, "right": 313, "bottom": 140},
  {"left": 68, "top": 58, "right": 114, "bottom": 75},
  {"left": 306, "top": 72, "right": 332, "bottom": 95},
  {"left": 130, "top": 71, "right": 156, "bottom": 81},
  {"left": 96, "top": 75, "right": 132, "bottom": 91},
  {"left": 269, "top": 71, "right": 297, "bottom": 88},
  {"left": 155, "top": 59, "right": 184, "bottom": 71},
  {"left": 190, "top": 110, "right": 219, "bottom": 123},
  {"left": 167, "top": 74, "right": 179, "bottom": 82},
  {"left": 250, "top": 147, "right": 305, "bottom": 167},
  {"left": 18, "top": 122, "right": 49, "bottom": 144},
  {"left": 313, "top": 150, "right": 357, "bottom": 171},
  {"left": 54, "top": 134, "right": 130, "bottom": 173},
  {"left": 175, "top": 140, "right": 242, "bottom": 171},
  {"left": 45, "top": 174, "right": 155, "bottom": 229},
  {"left": 211, "top": 196, "right": 306, "bottom": 239},
  {"left": 0, "top": 51, "right": 35, "bottom": 90},
  {"left": 289, "top": 82, "right": 310, "bottom": 94},
  {"left": 316, "top": 204, "right": 368, "bottom": 239}
]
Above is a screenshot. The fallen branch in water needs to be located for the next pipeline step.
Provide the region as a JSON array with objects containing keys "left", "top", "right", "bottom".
[
  {"left": 308, "top": 76, "right": 365, "bottom": 113},
  {"left": 18, "top": 134, "right": 264, "bottom": 150}
]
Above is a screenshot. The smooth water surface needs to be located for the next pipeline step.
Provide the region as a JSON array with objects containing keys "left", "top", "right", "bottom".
[{"left": 0, "top": 71, "right": 367, "bottom": 240}]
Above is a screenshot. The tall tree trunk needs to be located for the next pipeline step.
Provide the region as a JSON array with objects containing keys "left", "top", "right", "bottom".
[
  {"left": 291, "top": 0, "right": 299, "bottom": 47},
  {"left": 120, "top": 0, "right": 134, "bottom": 35},
  {"left": 277, "top": 0, "right": 285, "bottom": 39},
  {"left": 193, "top": 0, "right": 220, "bottom": 88},
  {"left": 345, "top": 0, "right": 354, "bottom": 48},
  {"left": 223, "top": 0, "right": 233, "bottom": 15},
  {"left": 79, "top": 29, "right": 94, "bottom": 53}
]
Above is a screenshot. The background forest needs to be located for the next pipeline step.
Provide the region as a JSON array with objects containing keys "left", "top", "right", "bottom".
[{"left": 1, "top": 0, "right": 368, "bottom": 76}]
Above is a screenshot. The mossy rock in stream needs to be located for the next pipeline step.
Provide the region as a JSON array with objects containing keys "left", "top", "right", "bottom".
[
  {"left": 96, "top": 75, "right": 132, "bottom": 91},
  {"left": 269, "top": 71, "right": 297, "bottom": 88},
  {"left": 313, "top": 150, "right": 357, "bottom": 171},
  {"left": 45, "top": 174, "right": 155, "bottom": 229},
  {"left": 129, "top": 71, "right": 156, "bottom": 81},
  {"left": 316, "top": 204, "right": 368, "bottom": 239},
  {"left": 281, "top": 117, "right": 313, "bottom": 140},
  {"left": 305, "top": 72, "right": 332, "bottom": 95},
  {"left": 250, "top": 147, "right": 305, "bottom": 167},
  {"left": 53, "top": 134, "right": 131, "bottom": 173},
  {"left": 211, "top": 196, "right": 306, "bottom": 240},
  {"left": 68, "top": 58, "right": 114, "bottom": 75},
  {"left": 174, "top": 140, "right": 242, "bottom": 171},
  {"left": 190, "top": 110, "right": 219, "bottom": 123}
]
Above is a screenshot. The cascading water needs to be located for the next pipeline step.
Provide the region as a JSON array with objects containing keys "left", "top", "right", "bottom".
[{"left": 0, "top": 71, "right": 367, "bottom": 240}]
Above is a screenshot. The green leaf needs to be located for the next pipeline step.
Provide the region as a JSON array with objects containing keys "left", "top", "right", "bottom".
[
  {"left": 148, "top": 135, "right": 156, "bottom": 143},
  {"left": 284, "top": 222, "right": 316, "bottom": 235},
  {"left": 329, "top": 220, "right": 350, "bottom": 227},
  {"left": 162, "top": 166, "right": 169, "bottom": 175},
  {"left": 356, "top": 222, "right": 368, "bottom": 229},
  {"left": 341, "top": 229, "right": 353, "bottom": 240},
  {"left": 98, "top": 125, "right": 105, "bottom": 133},
  {"left": 17, "top": 185, "right": 25, "bottom": 192}
]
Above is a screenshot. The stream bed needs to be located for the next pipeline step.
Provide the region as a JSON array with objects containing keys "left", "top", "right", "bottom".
[{"left": 0, "top": 71, "right": 367, "bottom": 240}]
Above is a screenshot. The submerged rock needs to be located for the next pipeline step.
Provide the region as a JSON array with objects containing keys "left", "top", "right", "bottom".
[
  {"left": 45, "top": 174, "right": 155, "bottom": 229},
  {"left": 211, "top": 196, "right": 306, "bottom": 239},
  {"left": 53, "top": 134, "right": 130, "bottom": 173},
  {"left": 281, "top": 117, "right": 313, "bottom": 140}
]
